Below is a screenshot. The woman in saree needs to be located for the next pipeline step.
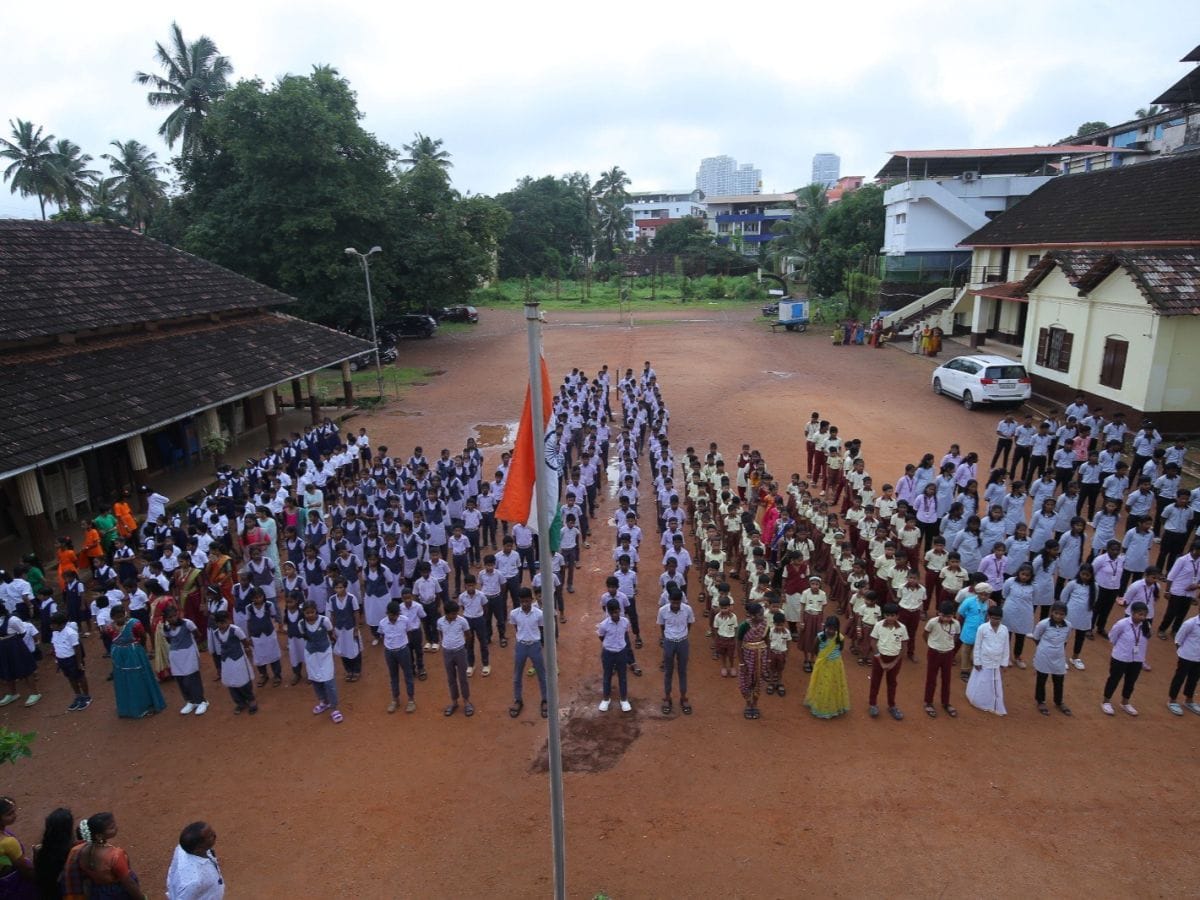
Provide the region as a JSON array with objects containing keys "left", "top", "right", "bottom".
[
  {"left": 148, "top": 582, "right": 175, "bottom": 681},
  {"left": 61, "top": 813, "right": 141, "bottom": 900},
  {"left": 0, "top": 796, "right": 36, "bottom": 899},
  {"left": 173, "top": 556, "right": 206, "bottom": 644},
  {"left": 199, "top": 550, "right": 232, "bottom": 648},
  {"left": 737, "top": 602, "right": 769, "bottom": 720},
  {"left": 112, "top": 491, "right": 138, "bottom": 543},
  {"left": 108, "top": 606, "right": 165, "bottom": 719},
  {"left": 805, "top": 615, "right": 852, "bottom": 719}
]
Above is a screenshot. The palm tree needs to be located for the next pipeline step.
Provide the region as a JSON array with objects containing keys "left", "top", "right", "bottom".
[
  {"left": 49, "top": 139, "right": 100, "bottom": 211},
  {"left": 1135, "top": 105, "right": 1161, "bottom": 119},
  {"left": 134, "top": 22, "right": 232, "bottom": 154},
  {"left": 0, "top": 119, "right": 58, "bottom": 219},
  {"left": 103, "top": 140, "right": 167, "bottom": 231},
  {"left": 769, "top": 183, "right": 829, "bottom": 283},
  {"left": 400, "top": 133, "right": 452, "bottom": 169},
  {"left": 592, "top": 166, "right": 631, "bottom": 258},
  {"left": 87, "top": 176, "right": 126, "bottom": 223}
]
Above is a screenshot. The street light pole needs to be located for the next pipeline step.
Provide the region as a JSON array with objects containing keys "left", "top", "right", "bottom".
[{"left": 345, "top": 246, "right": 385, "bottom": 400}]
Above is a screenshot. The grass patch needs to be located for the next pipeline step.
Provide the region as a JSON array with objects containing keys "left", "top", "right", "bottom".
[
  {"left": 472, "top": 274, "right": 771, "bottom": 312},
  {"left": 311, "top": 364, "right": 441, "bottom": 404}
]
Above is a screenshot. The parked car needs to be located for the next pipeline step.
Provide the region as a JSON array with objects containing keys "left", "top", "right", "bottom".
[
  {"left": 393, "top": 314, "right": 438, "bottom": 338},
  {"left": 931, "top": 354, "right": 1031, "bottom": 410},
  {"left": 440, "top": 304, "right": 479, "bottom": 323},
  {"left": 330, "top": 344, "right": 397, "bottom": 373}
]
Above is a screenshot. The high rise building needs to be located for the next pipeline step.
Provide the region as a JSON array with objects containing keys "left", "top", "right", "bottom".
[
  {"left": 812, "top": 153, "right": 840, "bottom": 188},
  {"left": 695, "top": 155, "right": 761, "bottom": 196}
]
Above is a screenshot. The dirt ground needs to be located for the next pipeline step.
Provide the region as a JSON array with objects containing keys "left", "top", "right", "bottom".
[{"left": 7, "top": 305, "right": 1198, "bottom": 899}]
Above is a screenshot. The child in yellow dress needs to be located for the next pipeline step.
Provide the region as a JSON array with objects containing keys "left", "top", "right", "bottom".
[{"left": 805, "top": 615, "right": 851, "bottom": 718}]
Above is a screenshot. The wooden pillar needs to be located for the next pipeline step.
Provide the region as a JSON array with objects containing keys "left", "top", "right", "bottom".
[
  {"left": 263, "top": 387, "right": 281, "bottom": 447},
  {"left": 126, "top": 435, "right": 149, "bottom": 512},
  {"left": 15, "top": 470, "right": 54, "bottom": 562},
  {"left": 341, "top": 361, "right": 354, "bottom": 407},
  {"left": 306, "top": 374, "right": 321, "bottom": 426},
  {"left": 291, "top": 378, "right": 303, "bottom": 409}
]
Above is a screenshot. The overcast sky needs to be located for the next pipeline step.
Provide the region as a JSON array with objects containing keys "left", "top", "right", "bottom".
[{"left": 2, "top": 0, "right": 1197, "bottom": 218}]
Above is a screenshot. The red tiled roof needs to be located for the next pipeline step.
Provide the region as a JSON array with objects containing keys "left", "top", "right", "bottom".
[
  {"left": 888, "top": 145, "right": 1117, "bottom": 158},
  {"left": 1021, "top": 248, "right": 1200, "bottom": 317},
  {"left": 969, "top": 281, "right": 1029, "bottom": 302}
]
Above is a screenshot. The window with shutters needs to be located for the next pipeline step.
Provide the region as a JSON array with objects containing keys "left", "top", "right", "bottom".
[
  {"left": 1099, "top": 337, "right": 1129, "bottom": 390},
  {"left": 1035, "top": 326, "right": 1073, "bottom": 373}
]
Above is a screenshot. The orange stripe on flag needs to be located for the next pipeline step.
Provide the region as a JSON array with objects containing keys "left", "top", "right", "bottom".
[{"left": 495, "top": 356, "right": 553, "bottom": 525}]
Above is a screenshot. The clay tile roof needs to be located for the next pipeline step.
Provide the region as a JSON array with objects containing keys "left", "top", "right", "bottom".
[
  {"left": 1076, "top": 249, "right": 1200, "bottom": 316},
  {"left": 0, "top": 312, "right": 372, "bottom": 479},
  {"left": 960, "top": 153, "right": 1200, "bottom": 247},
  {"left": 0, "top": 220, "right": 297, "bottom": 340}
]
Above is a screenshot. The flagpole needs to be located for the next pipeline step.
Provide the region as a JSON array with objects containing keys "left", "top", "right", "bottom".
[{"left": 525, "top": 301, "right": 567, "bottom": 900}]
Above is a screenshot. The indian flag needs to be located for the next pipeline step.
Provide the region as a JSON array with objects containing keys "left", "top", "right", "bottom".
[{"left": 496, "top": 354, "right": 563, "bottom": 552}]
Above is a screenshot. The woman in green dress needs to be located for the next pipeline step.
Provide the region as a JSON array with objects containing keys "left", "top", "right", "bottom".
[{"left": 109, "top": 607, "right": 165, "bottom": 719}]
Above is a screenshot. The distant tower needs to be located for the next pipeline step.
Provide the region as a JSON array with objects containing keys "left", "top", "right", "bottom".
[
  {"left": 697, "top": 155, "right": 762, "bottom": 196},
  {"left": 812, "top": 153, "right": 840, "bottom": 189}
]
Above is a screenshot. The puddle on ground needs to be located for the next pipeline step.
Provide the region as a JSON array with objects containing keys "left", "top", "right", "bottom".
[
  {"left": 474, "top": 422, "right": 518, "bottom": 448},
  {"left": 765, "top": 370, "right": 796, "bottom": 378},
  {"left": 531, "top": 676, "right": 643, "bottom": 774}
]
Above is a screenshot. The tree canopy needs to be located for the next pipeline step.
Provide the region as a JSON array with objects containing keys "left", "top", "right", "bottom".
[{"left": 135, "top": 22, "right": 232, "bottom": 155}]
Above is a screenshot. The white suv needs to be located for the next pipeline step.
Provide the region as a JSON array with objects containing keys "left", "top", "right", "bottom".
[{"left": 931, "top": 354, "right": 1031, "bottom": 410}]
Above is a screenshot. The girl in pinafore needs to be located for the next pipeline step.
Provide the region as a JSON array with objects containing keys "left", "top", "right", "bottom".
[
  {"left": 246, "top": 589, "right": 282, "bottom": 687},
  {"left": 361, "top": 553, "right": 395, "bottom": 646},
  {"left": 211, "top": 609, "right": 256, "bottom": 715},
  {"left": 329, "top": 578, "right": 364, "bottom": 681},
  {"left": 300, "top": 600, "right": 343, "bottom": 723},
  {"left": 282, "top": 590, "right": 307, "bottom": 685}
]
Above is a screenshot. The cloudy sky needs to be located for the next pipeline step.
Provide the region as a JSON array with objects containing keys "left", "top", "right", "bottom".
[{"left": 2, "top": 0, "right": 1197, "bottom": 217}]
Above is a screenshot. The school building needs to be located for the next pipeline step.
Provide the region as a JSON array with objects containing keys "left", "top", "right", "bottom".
[
  {"left": 0, "top": 220, "right": 374, "bottom": 562},
  {"left": 954, "top": 151, "right": 1200, "bottom": 432}
]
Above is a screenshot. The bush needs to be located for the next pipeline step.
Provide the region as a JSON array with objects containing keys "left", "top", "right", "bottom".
[
  {"left": 706, "top": 275, "right": 727, "bottom": 299},
  {"left": 732, "top": 278, "right": 766, "bottom": 301}
]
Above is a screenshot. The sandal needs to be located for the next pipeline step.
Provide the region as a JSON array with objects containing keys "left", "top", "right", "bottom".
[
  {"left": 924, "top": 704, "right": 937, "bottom": 718},
  {"left": 959, "top": 671, "right": 970, "bottom": 682},
  {"left": 681, "top": 700, "right": 692, "bottom": 715},
  {"left": 312, "top": 702, "right": 329, "bottom": 715},
  {"left": 943, "top": 704, "right": 958, "bottom": 718},
  {"left": 1038, "top": 703, "right": 1050, "bottom": 716},
  {"left": 744, "top": 707, "right": 755, "bottom": 719},
  {"left": 290, "top": 673, "right": 301, "bottom": 686},
  {"left": 1057, "top": 704, "right": 1073, "bottom": 716},
  {"left": 889, "top": 706, "right": 904, "bottom": 721},
  {"left": 509, "top": 700, "right": 523, "bottom": 718},
  {"left": 662, "top": 699, "right": 673, "bottom": 715},
  {"left": 444, "top": 703, "right": 458, "bottom": 717},
  {"left": 750, "top": 707, "right": 761, "bottom": 719},
  {"left": 635, "top": 637, "right": 644, "bottom": 649},
  {"left": 765, "top": 683, "right": 776, "bottom": 695},
  {"left": 803, "top": 661, "right": 813, "bottom": 673},
  {"left": 631, "top": 666, "right": 643, "bottom": 677},
  {"left": 464, "top": 703, "right": 475, "bottom": 717},
  {"left": 499, "top": 638, "right": 509, "bottom": 648},
  {"left": 256, "top": 674, "right": 269, "bottom": 687},
  {"left": 541, "top": 700, "right": 548, "bottom": 718},
  {"left": 775, "top": 685, "right": 786, "bottom": 697},
  {"left": 418, "top": 670, "right": 428, "bottom": 681},
  {"left": 330, "top": 710, "right": 344, "bottom": 723},
  {"left": 272, "top": 676, "right": 282, "bottom": 687}
]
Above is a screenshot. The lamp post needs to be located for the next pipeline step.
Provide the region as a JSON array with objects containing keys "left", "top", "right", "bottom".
[{"left": 345, "top": 246, "right": 385, "bottom": 400}]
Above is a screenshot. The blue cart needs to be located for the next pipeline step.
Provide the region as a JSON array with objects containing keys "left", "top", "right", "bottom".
[{"left": 771, "top": 298, "right": 810, "bottom": 332}]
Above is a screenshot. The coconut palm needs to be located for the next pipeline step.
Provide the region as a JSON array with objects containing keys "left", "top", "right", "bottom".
[
  {"left": 1135, "top": 105, "right": 1161, "bottom": 119},
  {"left": 87, "top": 176, "right": 126, "bottom": 223},
  {"left": 102, "top": 140, "right": 167, "bottom": 231},
  {"left": 134, "top": 22, "right": 232, "bottom": 154},
  {"left": 0, "top": 119, "right": 58, "bottom": 219},
  {"left": 400, "top": 133, "right": 452, "bottom": 169},
  {"left": 593, "top": 166, "right": 631, "bottom": 257},
  {"left": 769, "top": 183, "right": 829, "bottom": 282},
  {"left": 50, "top": 139, "right": 100, "bottom": 211}
]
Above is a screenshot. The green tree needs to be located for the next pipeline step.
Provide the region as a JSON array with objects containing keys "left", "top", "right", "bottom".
[
  {"left": 1059, "top": 120, "right": 1109, "bottom": 143},
  {"left": 1, "top": 119, "right": 58, "bottom": 219},
  {"left": 135, "top": 22, "right": 233, "bottom": 155},
  {"left": 399, "top": 132, "right": 452, "bottom": 170},
  {"left": 1135, "top": 105, "right": 1161, "bottom": 119},
  {"left": 103, "top": 140, "right": 167, "bottom": 231},
  {"left": 592, "top": 166, "right": 631, "bottom": 259},
  {"left": 494, "top": 175, "right": 591, "bottom": 278},
  {"left": 86, "top": 176, "right": 127, "bottom": 223},
  {"left": 651, "top": 216, "right": 714, "bottom": 255},
  {"left": 769, "top": 182, "right": 829, "bottom": 284},
  {"left": 50, "top": 139, "right": 100, "bottom": 211},
  {"left": 808, "top": 184, "right": 884, "bottom": 298}
]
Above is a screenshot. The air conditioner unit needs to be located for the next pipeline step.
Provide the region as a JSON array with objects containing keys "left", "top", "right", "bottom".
[{"left": 961, "top": 170, "right": 979, "bottom": 182}]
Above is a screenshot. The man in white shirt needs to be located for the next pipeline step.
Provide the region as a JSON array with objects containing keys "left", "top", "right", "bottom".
[
  {"left": 509, "top": 588, "right": 547, "bottom": 718},
  {"left": 143, "top": 487, "right": 170, "bottom": 526},
  {"left": 657, "top": 587, "right": 695, "bottom": 715},
  {"left": 166, "top": 821, "right": 224, "bottom": 899}
]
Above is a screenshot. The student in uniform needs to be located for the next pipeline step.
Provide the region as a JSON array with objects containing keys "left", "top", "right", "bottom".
[
  {"left": 398, "top": 590, "right": 427, "bottom": 680},
  {"left": 1031, "top": 601, "right": 1072, "bottom": 716},
  {"left": 597, "top": 598, "right": 634, "bottom": 713},
  {"left": 329, "top": 578, "right": 364, "bottom": 681},
  {"left": 1166, "top": 611, "right": 1200, "bottom": 716},
  {"left": 281, "top": 590, "right": 306, "bottom": 686},
  {"left": 657, "top": 586, "right": 694, "bottom": 716},
  {"left": 246, "top": 589, "right": 282, "bottom": 687},
  {"left": 923, "top": 600, "right": 961, "bottom": 718},
  {"left": 458, "top": 575, "right": 490, "bottom": 678},
  {"left": 868, "top": 602, "right": 907, "bottom": 721},
  {"left": 1101, "top": 601, "right": 1150, "bottom": 716},
  {"left": 211, "top": 610, "right": 257, "bottom": 715},
  {"left": 379, "top": 601, "right": 416, "bottom": 714},
  {"left": 437, "top": 599, "right": 473, "bottom": 717},
  {"left": 508, "top": 587, "right": 548, "bottom": 719},
  {"left": 299, "top": 600, "right": 343, "bottom": 723},
  {"left": 162, "top": 605, "right": 208, "bottom": 716}
]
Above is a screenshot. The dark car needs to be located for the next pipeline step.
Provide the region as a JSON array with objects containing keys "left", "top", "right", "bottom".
[
  {"left": 335, "top": 344, "right": 397, "bottom": 373},
  {"left": 441, "top": 304, "right": 479, "bottom": 323},
  {"left": 392, "top": 314, "right": 438, "bottom": 338}
]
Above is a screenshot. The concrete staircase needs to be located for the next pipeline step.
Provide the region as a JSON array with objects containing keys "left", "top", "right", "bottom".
[{"left": 882, "top": 286, "right": 957, "bottom": 333}]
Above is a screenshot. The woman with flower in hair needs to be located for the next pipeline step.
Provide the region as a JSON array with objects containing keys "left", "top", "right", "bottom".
[{"left": 60, "top": 813, "right": 141, "bottom": 899}]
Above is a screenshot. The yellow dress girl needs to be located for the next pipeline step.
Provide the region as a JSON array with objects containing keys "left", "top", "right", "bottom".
[{"left": 804, "top": 616, "right": 851, "bottom": 718}]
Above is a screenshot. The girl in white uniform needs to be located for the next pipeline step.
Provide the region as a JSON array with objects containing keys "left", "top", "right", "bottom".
[
  {"left": 246, "top": 589, "right": 282, "bottom": 687},
  {"left": 300, "top": 600, "right": 343, "bottom": 724},
  {"left": 328, "top": 579, "right": 364, "bottom": 680},
  {"left": 211, "top": 610, "right": 256, "bottom": 715},
  {"left": 282, "top": 590, "right": 306, "bottom": 685}
]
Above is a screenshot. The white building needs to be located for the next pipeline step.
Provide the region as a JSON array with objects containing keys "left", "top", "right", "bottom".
[
  {"left": 623, "top": 190, "right": 707, "bottom": 243},
  {"left": 876, "top": 147, "right": 1119, "bottom": 288},
  {"left": 705, "top": 193, "right": 795, "bottom": 257},
  {"left": 696, "top": 156, "right": 761, "bottom": 197},
  {"left": 811, "top": 153, "right": 840, "bottom": 188}
]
